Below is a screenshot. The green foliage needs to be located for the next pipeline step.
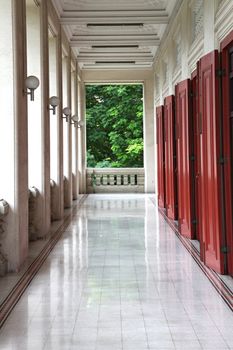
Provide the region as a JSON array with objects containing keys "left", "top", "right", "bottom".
[{"left": 86, "top": 84, "right": 143, "bottom": 168}]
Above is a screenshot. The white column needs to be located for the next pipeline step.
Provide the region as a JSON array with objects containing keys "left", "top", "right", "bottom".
[
  {"left": 49, "top": 36, "right": 58, "bottom": 184},
  {"left": 72, "top": 62, "right": 79, "bottom": 198},
  {"left": 40, "top": 0, "right": 51, "bottom": 234},
  {"left": 56, "top": 25, "right": 64, "bottom": 219},
  {"left": 144, "top": 77, "right": 155, "bottom": 193},
  {"left": 203, "top": 0, "right": 218, "bottom": 54},
  {"left": 67, "top": 50, "right": 73, "bottom": 206},
  {"left": 181, "top": 2, "right": 192, "bottom": 80},
  {"left": 78, "top": 80, "right": 86, "bottom": 194},
  {"left": 63, "top": 51, "right": 73, "bottom": 207},
  {"left": 10, "top": 0, "right": 28, "bottom": 271}
]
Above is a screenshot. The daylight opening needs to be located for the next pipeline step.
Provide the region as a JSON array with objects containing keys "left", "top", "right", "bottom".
[{"left": 86, "top": 84, "right": 144, "bottom": 168}]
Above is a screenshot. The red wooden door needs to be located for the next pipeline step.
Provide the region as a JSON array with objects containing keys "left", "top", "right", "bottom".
[
  {"left": 164, "top": 95, "right": 178, "bottom": 220},
  {"left": 175, "top": 79, "right": 195, "bottom": 238},
  {"left": 191, "top": 70, "right": 200, "bottom": 242},
  {"left": 156, "top": 106, "right": 166, "bottom": 208},
  {"left": 199, "top": 50, "right": 225, "bottom": 273},
  {"left": 221, "top": 32, "right": 233, "bottom": 276}
]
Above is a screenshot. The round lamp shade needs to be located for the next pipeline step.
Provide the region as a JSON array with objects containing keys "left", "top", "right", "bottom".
[
  {"left": 72, "top": 115, "right": 79, "bottom": 122},
  {"left": 25, "top": 75, "right": 40, "bottom": 90},
  {"left": 78, "top": 120, "right": 85, "bottom": 127},
  {"left": 49, "top": 96, "right": 60, "bottom": 107},
  {"left": 62, "top": 107, "right": 71, "bottom": 116}
]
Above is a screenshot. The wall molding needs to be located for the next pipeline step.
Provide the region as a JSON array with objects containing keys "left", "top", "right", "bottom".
[{"left": 215, "top": 0, "right": 233, "bottom": 44}]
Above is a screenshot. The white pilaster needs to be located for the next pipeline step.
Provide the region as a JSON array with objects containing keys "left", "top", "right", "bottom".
[
  {"left": 204, "top": 0, "right": 218, "bottom": 54},
  {"left": 144, "top": 76, "right": 155, "bottom": 193},
  {"left": 40, "top": 0, "right": 51, "bottom": 235}
]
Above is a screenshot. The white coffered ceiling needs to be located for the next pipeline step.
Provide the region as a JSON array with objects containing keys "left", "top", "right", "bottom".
[{"left": 51, "top": 0, "right": 180, "bottom": 70}]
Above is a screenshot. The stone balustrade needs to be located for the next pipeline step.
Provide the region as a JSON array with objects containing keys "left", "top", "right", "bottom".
[{"left": 87, "top": 168, "right": 145, "bottom": 193}]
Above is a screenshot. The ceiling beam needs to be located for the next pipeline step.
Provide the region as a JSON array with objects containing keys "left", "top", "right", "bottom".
[
  {"left": 79, "top": 50, "right": 152, "bottom": 54},
  {"left": 77, "top": 56, "right": 154, "bottom": 62},
  {"left": 61, "top": 16, "right": 168, "bottom": 25},
  {"left": 61, "top": 9, "right": 168, "bottom": 16},
  {"left": 77, "top": 53, "right": 153, "bottom": 57},
  {"left": 82, "top": 63, "right": 153, "bottom": 68},
  {"left": 70, "top": 40, "right": 160, "bottom": 46},
  {"left": 86, "top": 23, "right": 144, "bottom": 27},
  {"left": 71, "top": 34, "right": 159, "bottom": 40}
]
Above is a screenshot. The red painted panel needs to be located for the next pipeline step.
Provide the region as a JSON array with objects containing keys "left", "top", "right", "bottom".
[
  {"left": 191, "top": 70, "right": 201, "bottom": 242},
  {"left": 221, "top": 37, "right": 233, "bottom": 276},
  {"left": 164, "top": 95, "right": 178, "bottom": 220},
  {"left": 199, "top": 50, "right": 224, "bottom": 274},
  {"left": 175, "top": 79, "right": 195, "bottom": 238},
  {"left": 156, "top": 106, "right": 166, "bottom": 208}
]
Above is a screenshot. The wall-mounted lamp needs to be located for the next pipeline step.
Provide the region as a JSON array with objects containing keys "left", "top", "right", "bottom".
[
  {"left": 62, "top": 107, "right": 71, "bottom": 122},
  {"left": 71, "top": 114, "right": 78, "bottom": 125},
  {"left": 78, "top": 120, "right": 85, "bottom": 128},
  {"left": 71, "top": 115, "right": 84, "bottom": 128},
  {"left": 49, "top": 96, "right": 60, "bottom": 115},
  {"left": 25, "top": 75, "right": 40, "bottom": 101}
]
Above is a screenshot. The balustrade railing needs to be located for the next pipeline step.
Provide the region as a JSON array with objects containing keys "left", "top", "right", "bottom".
[{"left": 87, "top": 168, "right": 144, "bottom": 193}]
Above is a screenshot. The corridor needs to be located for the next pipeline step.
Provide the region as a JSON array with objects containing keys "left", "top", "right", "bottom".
[{"left": 0, "top": 194, "right": 232, "bottom": 350}]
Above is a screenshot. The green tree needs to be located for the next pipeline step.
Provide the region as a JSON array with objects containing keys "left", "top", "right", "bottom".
[{"left": 86, "top": 84, "right": 143, "bottom": 168}]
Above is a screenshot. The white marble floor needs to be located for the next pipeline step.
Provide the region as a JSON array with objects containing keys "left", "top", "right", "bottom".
[{"left": 0, "top": 194, "right": 232, "bottom": 350}]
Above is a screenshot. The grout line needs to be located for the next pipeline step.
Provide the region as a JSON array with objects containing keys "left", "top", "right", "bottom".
[
  {"left": 149, "top": 199, "right": 233, "bottom": 312},
  {"left": 95, "top": 231, "right": 107, "bottom": 350},
  {"left": 132, "top": 250, "right": 150, "bottom": 350},
  {"left": 0, "top": 195, "right": 88, "bottom": 328},
  {"left": 119, "top": 225, "right": 124, "bottom": 350}
]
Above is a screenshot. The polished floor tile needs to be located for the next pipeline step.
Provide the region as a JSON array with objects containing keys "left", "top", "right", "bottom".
[{"left": 0, "top": 194, "right": 232, "bottom": 350}]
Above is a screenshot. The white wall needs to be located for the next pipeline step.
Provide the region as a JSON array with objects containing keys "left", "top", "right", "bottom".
[{"left": 154, "top": 0, "right": 233, "bottom": 104}]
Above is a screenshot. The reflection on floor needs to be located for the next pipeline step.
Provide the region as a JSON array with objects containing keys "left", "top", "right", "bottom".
[
  {"left": 0, "top": 196, "right": 85, "bottom": 306},
  {"left": 0, "top": 194, "right": 232, "bottom": 350}
]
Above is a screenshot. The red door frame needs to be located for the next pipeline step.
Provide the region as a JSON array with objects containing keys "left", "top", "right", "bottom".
[
  {"left": 198, "top": 50, "right": 225, "bottom": 274},
  {"left": 220, "top": 31, "right": 233, "bottom": 276},
  {"left": 175, "top": 79, "right": 195, "bottom": 238},
  {"left": 164, "top": 95, "right": 178, "bottom": 220},
  {"left": 156, "top": 106, "right": 166, "bottom": 208}
]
